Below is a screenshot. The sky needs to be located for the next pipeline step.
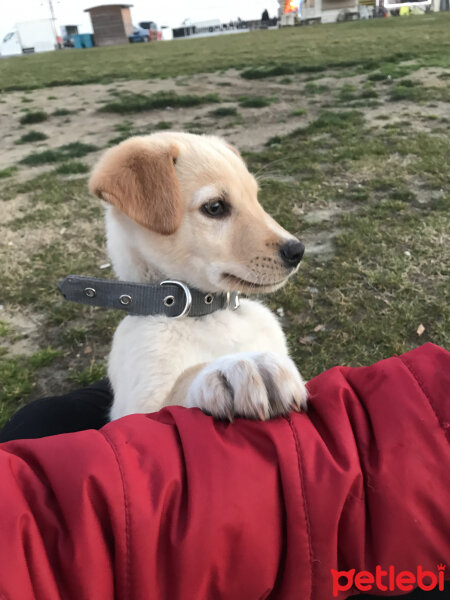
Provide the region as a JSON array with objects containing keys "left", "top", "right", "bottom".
[{"left": 1, "top": 0, "right": 281, "bottom": 41}]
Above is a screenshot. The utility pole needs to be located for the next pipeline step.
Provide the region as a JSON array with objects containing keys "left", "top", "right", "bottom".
[{"left": 42, "top": 0, "right": 60, "bottom": 48}]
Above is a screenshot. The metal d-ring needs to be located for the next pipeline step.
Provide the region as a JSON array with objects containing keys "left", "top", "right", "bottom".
[
  {"left": 160, "top": 280, "right": 192, "bottom": 318},
  {"left": 226, "top": 291, "right": 241, "bottom": 310}
]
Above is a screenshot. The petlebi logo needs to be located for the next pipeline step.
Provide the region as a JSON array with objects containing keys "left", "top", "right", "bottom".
[{"left": 331, "top": 563, "right": 446, "bottom": 597}]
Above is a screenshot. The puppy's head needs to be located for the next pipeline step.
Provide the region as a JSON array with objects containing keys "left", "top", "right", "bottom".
[{"left": 89, "top": 132, "right": 304, "bottom": 294}]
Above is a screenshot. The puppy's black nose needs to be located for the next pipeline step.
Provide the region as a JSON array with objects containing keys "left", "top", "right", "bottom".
[{"left": 280, "top": 239, "right": 305, "bottom": 268}]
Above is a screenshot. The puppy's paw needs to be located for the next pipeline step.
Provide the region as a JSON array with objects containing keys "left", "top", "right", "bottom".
[{"left": 186, "top": 352, "right": 307, "bottom": 421}]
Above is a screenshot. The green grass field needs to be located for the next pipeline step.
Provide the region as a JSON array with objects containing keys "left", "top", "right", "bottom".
[
  {"left": 0, "top": 15, "right": 449, "bottom": 90},
  {"left": 0, "top": 14, "right": 449, "bottom": 427}
]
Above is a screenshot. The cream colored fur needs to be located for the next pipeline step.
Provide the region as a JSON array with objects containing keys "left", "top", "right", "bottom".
[{"left": 90, "top": 132, "right": 307, "bottom": 421}]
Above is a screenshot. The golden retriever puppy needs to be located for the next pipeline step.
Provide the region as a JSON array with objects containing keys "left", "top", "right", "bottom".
[{"left": 89, "top": 133, "right": 307, "bottom": 421}]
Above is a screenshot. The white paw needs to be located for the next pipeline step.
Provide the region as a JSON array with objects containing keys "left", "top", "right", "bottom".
[{"left": 186, "top": 352, "right": 308, "bottom": 421}]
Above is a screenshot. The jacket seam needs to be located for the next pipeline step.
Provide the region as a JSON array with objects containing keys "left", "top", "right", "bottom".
[
  {"left": 285, "top": 414, "right": 314, "bottom": 600},
  {"left": 102, "top": 429, "right": 131, "bottom": 600},
  {"left": 399, "top": 355, "right": 450, "bottom": 444}
]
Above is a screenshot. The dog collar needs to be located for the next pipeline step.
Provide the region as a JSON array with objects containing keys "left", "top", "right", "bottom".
[{"left": 58, "top": 275, "right": 240, "bottom": 318}]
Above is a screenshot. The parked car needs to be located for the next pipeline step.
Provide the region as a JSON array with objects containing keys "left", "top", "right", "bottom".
[
  {"left": 136, "top": 21, "right": 161, "bottom": 41},
  {"left": 129, "top": 27, "right": 148, "bottom": 43}
]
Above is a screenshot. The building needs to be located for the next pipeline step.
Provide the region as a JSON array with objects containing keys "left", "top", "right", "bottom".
[
  {"left": 85, "top": 4, "right": 133, "bottom": 46},
  {"left": 279, "top": 0, "right": 359, "bottom": 23}
]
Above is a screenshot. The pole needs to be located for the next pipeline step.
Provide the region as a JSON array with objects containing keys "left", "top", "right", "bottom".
[{"left": 45, "top": 0, "right": 60, "bottom": 48}]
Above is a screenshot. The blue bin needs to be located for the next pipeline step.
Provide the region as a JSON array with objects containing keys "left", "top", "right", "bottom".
[{"left": 73, "top": 34, "right": 94, "bottom": 49}]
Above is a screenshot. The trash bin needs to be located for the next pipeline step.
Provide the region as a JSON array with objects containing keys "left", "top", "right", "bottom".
[{"left": 73, "top": 34, "right": 94, "bottom": 49}]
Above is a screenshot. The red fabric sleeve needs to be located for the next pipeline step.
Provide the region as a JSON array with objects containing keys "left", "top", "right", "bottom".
[
  {"left": 0, "top": 343, "right": 448, "bottom": 600},
  {"left": 292, "top": 342, "right": 450, "bottom": 598}
]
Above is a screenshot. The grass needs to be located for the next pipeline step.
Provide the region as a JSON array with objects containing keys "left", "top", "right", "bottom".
[
  {"left": 99, "top": 91, "right": 221, "bottom": 114},
  {"left": 283, "top": 204, "right": 449, "bottom": 373},
  {"left": 304, "top": 110, "right": 364, "bottom": 133},
  {"left": 0, "top": 168, "right": 115, "bottom": 424},
  {"left": 238, "top": 95, "right": 274, "bottom": 108},
  {"left": 241, "top": 63, "right": 327, "bottom": 79},
  {"left": 52, "top": 108, "right": 76, "bottom": 116},
  {"left": 305, "top": 82, "right": 330, "bottom": 95},
  {"left": 153, "top": 120, "right": 173, "bottom": 130},
  {"left": 0, "top": 166, "right": 18, "bottom": 179},
  {"left": 0, "top": 15, "right": 448, "bottom": 91},
  {"left": 389, "top": 81, "right": 426, "bottom": 102},
  {"left": 54, "top": 161, "right": 90, "bottom": 174},
  {"left": 69, "top": 360, "right": 107, "bottom": 386},
  {"left": 0, "top": 348, "right": 61, "bottom": 425},
  {"left": 246, "top": 112, "right": 449, "bottom": 376},
  {"left": 107, "top": 120, "right": 173, "bottom": 145},
  {"left": 20, "top": 142, "right": 98, "bottom": 166},
  {"left": 210, "top": 106, "right": 238, "bottom": 117},
  {"left": 291, "top": 108, "right": 307, "bottom": 117},
  {"left": 0, "top": 15, "right": 449, "bottom": 427},
  {"left": 15, "top": 130, "right": 48, "bottom": 144},
  {"left": 19, "top": 111, "right": 48, "bottom": 124}
]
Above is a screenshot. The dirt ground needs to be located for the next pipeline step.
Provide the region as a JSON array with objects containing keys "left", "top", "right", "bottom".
[
  {"left": 2, "top": 66, "right": 449, "bottom": 171},
  {"left": 0, "top": 59, "right": 449, "bottom": 419}
]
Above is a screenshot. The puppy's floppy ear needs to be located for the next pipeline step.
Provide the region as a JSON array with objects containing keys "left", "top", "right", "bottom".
[{"left": 89, "top": 137, "right": 182, "bottom": 235}]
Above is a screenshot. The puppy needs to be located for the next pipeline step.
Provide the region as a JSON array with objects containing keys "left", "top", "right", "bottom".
[{"left": 89, "top": 132, "right": 308, "bottom": 421}]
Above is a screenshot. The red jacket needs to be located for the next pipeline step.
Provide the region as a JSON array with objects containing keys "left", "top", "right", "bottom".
[{"left": 0, "top": 343, "right": 449, "bottom": 600}]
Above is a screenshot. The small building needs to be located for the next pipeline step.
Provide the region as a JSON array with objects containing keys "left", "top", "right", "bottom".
[
  {"left": 85, "top": 4, "right": 133, "bottom": 46},
  {"left": 279, "top": 0, "right": 359, "bottom": 23}
]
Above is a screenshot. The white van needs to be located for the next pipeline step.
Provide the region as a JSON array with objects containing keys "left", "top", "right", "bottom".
[{"left": 1, "top": 19, "right": 57, "bottom": 57}]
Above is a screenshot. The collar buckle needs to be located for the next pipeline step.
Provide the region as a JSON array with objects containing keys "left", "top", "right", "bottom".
[{"left": 226, "top": 291, "right": 241, "bottom": 311}]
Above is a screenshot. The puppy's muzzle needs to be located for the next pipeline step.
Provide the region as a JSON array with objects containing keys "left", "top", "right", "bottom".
[{"left": 279, "top": 239, "right": 305, "bottom": 269}]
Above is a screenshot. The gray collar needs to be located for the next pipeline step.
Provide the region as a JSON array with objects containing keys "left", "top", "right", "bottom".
[{"left": 58, "top": 275, "right": 240, "bottom": 318}]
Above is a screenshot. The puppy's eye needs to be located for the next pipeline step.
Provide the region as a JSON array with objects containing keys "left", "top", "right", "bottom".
[{"left": 201, "top": 199, "right": 230, "bottom": 218}]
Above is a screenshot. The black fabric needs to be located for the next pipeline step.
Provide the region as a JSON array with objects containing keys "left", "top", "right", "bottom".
[{"left": 0, "top": 379, "right": 113, "bottom": 443}]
